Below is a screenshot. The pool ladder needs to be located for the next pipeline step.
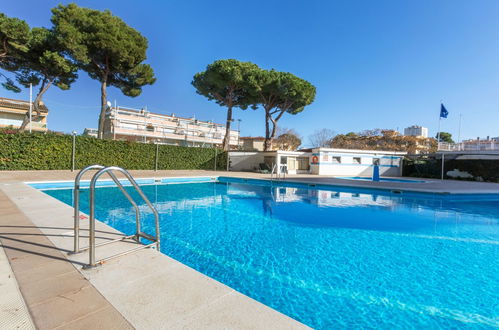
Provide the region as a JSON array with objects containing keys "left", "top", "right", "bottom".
[
  {"left": 270, "top": 163, "right": 287, "bottom": 181},
  {"left": 71, "top": 165, "right": 160, "bottom": 268}
]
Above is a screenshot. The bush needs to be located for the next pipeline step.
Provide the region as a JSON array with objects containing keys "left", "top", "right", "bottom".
[
  {"left": 0, "top": 131, "right": 227, "bottom": 171},
  {"left": 403, "top": 157, "right": 499, "bottom": 182}
]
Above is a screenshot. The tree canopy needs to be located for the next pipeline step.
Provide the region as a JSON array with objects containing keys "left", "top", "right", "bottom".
[
  {"left": 437, "top": 132, "right": 454, "bottom": 144},
  {"left": 192, "top": 59, "right": 259, "bottom": 150},
  {"left": 250, "top": 69, "right": 315, "bottom": 151},
  {"left": 0, "top": 12, "right": 31, "bottom": 92},
  {"left": 14, "top": 27, "right": 78, "bottom": 129},
  {"left": 51, "top": 3, "right": 156, "bottom": 138}
]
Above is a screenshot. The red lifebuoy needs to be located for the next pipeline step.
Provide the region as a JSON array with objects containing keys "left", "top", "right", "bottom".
[{"left": 311, "top": 156, "right": 319, "bottom": 164}]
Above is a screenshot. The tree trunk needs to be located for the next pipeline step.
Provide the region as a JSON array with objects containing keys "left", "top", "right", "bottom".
[
  {"left": 263, "top": 108, "right": 272, "bottom": 151},
  {"left": 19, "top": 79, "right": 52, "bottom": 131},
  {"left": 269, "top": 117, "right": 278, "bottom": 149},
  {"left": 264, "top": 107, "right": 287, "bottom": 151},
  {"left": 98, "top": 79, "right": 107, "bottom": 139},
  {"left": 222, "top": 105, "right": 233, "bottom": 151}
]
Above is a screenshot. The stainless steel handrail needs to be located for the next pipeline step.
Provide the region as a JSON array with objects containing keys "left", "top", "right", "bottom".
[
  {"left": 87, "top": 166, "right": 160, "bottom": 268},
  {"left": 280, "top": 164, "right": 287, "bottom": 180},
  {"left": 270, "top": 163, "right": 287, "bottom": 181},
  {"left": 73, "top": 165, "right": 143, "bottom": 255},
  {"left": 73, "top": 164, "right": 105, "bottom": 253},
  {"left": 270, "top": 163, "right": 277, "bottom": 180}
]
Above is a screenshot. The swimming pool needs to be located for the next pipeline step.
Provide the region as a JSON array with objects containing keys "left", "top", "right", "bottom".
[
  {"left": 336, "top": 176, "right": 426, "bottom": 183},
  {"left": 36, "top": 177, "right": 498, "bottom": 328}
]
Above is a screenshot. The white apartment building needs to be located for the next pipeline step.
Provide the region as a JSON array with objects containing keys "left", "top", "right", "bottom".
[
  {"left": 439, "top": 136, "right": 499, "bottom": 152},
  {"left": 0, "top": 97, "right": 49, "bottom": 132},
  {"left": 102, "top": 106, "right": 239, "bottom": 147},
  {"left": 404, "top": 125, "right": 428, "bottom": 138}
]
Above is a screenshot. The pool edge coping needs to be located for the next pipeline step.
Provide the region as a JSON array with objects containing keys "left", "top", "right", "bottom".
[
  {"left": 27, "top": 174, "right": 499, "bottom": 196},
  {"left": 0, "top": 181, "right": 310, "bottom": 329}
]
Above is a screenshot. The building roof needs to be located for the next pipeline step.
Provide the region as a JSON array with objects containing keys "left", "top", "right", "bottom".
[
  {"left": 240, "top": 136, "right": 266, "bottom": 141},
  {"left": 0, "top": 97, "right": 49, "bottom": 113},
  {"left": 314, "top": 147, "right": 407, "bottom": 155}
]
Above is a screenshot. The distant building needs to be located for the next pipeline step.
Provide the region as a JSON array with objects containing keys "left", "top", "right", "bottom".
[
  {"left": 0, "top": 97, "right": 48, "bottom": 132},
  {"left": 102, "top": 106, "right": 239, "bottom": 147},
  {"left": 461, "top": 136, "right": 499, "bottom": 151},
  {"left": 83, "top": 128, "right": 98, "bottom": 138},
  {"left": 240, "top": 137, "right": 266, "bottom": 151},
  {"left": 404, "top": 125, "right": 428, "bottom": 138},
  {"left": 438, "top": 136, "right": 499, "bottom": 152}
]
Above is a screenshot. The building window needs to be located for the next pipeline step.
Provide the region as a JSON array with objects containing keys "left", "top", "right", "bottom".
[
  {"left": 146, "top": 125, "right": 154, "bottom": 132},
  {"left": 297, "top": 157, "right": 310, "bottom": 170},
  {"left": 332, "top": 156, "right": 341, "bottom": 164},
  {"left": 353, "top": 157, "right": 361, "bottom": 164}
]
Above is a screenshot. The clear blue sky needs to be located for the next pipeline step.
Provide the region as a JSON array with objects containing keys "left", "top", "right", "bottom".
[{"left": 2, "top": 0, "right": 499, "bottom": 145}]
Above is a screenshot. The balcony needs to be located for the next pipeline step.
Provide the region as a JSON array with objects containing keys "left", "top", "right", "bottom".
[
  {"left": 112, "top": 126, "right": 239, "bottom": 145},
  {"left": 438, "top": 141, "right": 499, "bottom": 152}
]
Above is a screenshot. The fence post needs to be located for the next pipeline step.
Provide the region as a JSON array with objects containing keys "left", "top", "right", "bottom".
[
  {"left": 71, "top": 131, "right": 77, "bottom": 172},
  {"left": 214, "top": 147, "right": 217, "bottom": 171}
]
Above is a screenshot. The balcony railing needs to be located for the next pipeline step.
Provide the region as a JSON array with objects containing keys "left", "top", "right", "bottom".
[
  {"left": 438, "top": 141, "right": 499, "bottom": 151},
  {"left": 111, "top": 126, "right": 239, "bottom": 145}
]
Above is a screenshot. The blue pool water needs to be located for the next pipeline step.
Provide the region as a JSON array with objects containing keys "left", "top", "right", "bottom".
[
  {"left": 39, "top": 178, "right": 499, "bottom": 328},
  {"left": 337, "top": 176, "right": 426, "bottom": 183}
]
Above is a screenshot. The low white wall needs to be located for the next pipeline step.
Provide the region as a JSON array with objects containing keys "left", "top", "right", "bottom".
[{"left": 229, "top": 152, "right": 267, "bottom": 171}]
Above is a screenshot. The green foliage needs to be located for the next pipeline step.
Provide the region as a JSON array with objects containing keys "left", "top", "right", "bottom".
[
  {"left": 192, "top": 59, "right": 259, "bottom": 150},
  {"left": 15, "top": 27, "right": 78, "bottom": 91},
  {"left": 192, "top": 59, "right": 259, "bottom": 110},
  {"left": 0, "top": 12, "right": 31, "bottom": 92},
  {"left": 51, "top": 3, "right": 156, "bottom": 137},
  {"left": 0, "top": 12, "right": 31, "bottom": 60},
  {"left": 403, "top": 158, "right": 499, "bottom": 182},
  {"left": 0, "top": 131, "right": 226, "bottom": 171},
  {"left": 436, "top": 132, "right": 454, "bottom": 143},
  {"left": 249, "top": 69, "right": 316, "bottom": 150}
]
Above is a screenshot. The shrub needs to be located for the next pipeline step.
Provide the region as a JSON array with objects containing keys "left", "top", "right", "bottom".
[
  {"left": 403, "top": 157, "right": 499, "bottom": 182},
  {"left": 0, "top": 131, "right": 227, "bottom": 171}
]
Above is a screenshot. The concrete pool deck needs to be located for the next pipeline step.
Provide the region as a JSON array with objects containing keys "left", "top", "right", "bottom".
[{"left": 1, "top": 170, "right": 498, "bottom": 329}]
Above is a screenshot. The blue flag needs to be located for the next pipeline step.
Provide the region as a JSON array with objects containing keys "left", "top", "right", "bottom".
[{"left": 440, "top": 104, "right": 449, "bottom": 118}]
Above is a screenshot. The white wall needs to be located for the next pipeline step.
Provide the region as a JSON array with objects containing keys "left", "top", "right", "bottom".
[
  {"left": 229, "top": 152, "right": 268, "bottom": 171},
  {"left": 310, "top": 149, "right": 403, "bottom": 177}
]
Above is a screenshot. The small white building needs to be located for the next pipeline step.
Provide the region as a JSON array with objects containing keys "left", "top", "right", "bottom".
[
  {"left": 229, "top": 148, "right": 406, "bottom": 177},
  {"left": 229, "top": 150, "right": 311, "bottom": 175},
  {"left": 404, "top": 125, "right": 428, "bottom": 138},
  {"left": 310, "top": 148, "right": 405, "bottom": 177}
]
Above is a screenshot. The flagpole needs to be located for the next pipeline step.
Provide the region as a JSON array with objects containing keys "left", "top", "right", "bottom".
[{"left": 436, "top": 114, "right": 442, "bottom": 149}]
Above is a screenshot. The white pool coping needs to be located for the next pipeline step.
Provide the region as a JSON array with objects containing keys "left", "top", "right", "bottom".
[{"left": 1, "top": 181, "right": 309, "bottom": 329}]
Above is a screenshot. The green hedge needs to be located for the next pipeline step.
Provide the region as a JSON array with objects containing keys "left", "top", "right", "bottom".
[
  {"left": 403, "top": 157, "right": 499, "bottom": 182},
  {"left": 0, "top": 131, "right": 227, "bottom": 171}
]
